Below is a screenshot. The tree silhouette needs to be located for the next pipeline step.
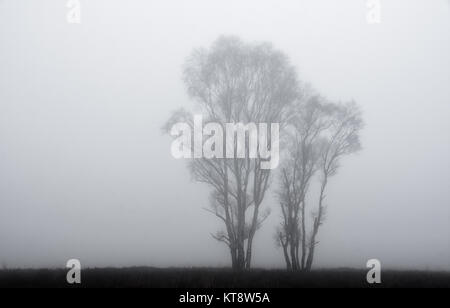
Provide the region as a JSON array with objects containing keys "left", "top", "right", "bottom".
[
  {"left": 277, "top": 96, "right": 363, "bottom": 271},
  {"left": 164, "top": 36, "right": 299, "bottom": 270}
]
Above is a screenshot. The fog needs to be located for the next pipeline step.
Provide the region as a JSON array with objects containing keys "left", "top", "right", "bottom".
[{"left": 0, "top": 0, "right": 449, "bottom": 270}]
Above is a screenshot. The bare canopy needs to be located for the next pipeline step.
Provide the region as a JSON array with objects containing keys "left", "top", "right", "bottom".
[
  {"left": 277, "top": 96, "right": 363, "bottom": 271},
  {"left": 164, "top": 36, "right": 299, "bottom": 270}
]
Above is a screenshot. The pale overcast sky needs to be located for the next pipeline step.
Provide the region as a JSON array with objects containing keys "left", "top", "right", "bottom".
[{"left": 0, "top": 0, "right": 449, "bottom": 269}]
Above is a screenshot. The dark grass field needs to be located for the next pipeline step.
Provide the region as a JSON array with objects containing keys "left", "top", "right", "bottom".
[{"left": 0, "top": 267, "right": 449, "bottom": 288}]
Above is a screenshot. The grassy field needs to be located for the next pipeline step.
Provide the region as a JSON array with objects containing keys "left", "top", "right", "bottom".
[{"left": 0, "top": 267, "right": 449, "bottom": 288}]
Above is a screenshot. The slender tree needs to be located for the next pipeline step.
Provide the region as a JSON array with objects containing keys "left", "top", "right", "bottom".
[{"left": 304, "top": 102, "right": 363, "bottom": 271}]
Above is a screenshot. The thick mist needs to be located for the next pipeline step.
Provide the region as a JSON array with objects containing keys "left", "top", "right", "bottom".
[{"left": 0, "top": 0, "right": 449, "bottom": 270}]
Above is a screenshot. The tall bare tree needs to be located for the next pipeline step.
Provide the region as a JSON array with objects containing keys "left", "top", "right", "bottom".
[
  {"left": 164, "top": 36, "right": 299, "bottom": 270},
  {"left": 276, "top": 97, "right": 363, "bottom": 271}
]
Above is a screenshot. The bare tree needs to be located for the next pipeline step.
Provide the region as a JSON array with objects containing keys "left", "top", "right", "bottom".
[
  {"left": 276, "top": 98, "right": 363, "bottom": 271},
  {"left": 304, "top": 102, "right": 363, "bottom": 271},
  {"left": 164, "top": 36, "right": 299, "bottom": 270}
]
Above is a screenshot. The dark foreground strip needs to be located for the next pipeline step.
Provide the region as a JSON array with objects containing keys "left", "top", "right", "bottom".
[{"left": 0, "top": 288, "right": 448, "bottom": 306}]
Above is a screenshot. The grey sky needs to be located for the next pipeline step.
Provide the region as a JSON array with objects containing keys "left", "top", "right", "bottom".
[{"left": 0, "top": 0, "right": 449, "bottom": 269}]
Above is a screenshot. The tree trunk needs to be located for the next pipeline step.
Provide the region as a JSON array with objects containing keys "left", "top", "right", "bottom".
[
  {"left": 300, "top": 203, "right": 306, "bottom": 270},
  {"left": 280, "top": 233, "right": 292, "bottom": 270},
  {"left": 305, "top": 175, "right": 327, "bottom": 271},
  {"left": 305, "top": 242, "right": 315, "bottom": 271}
]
